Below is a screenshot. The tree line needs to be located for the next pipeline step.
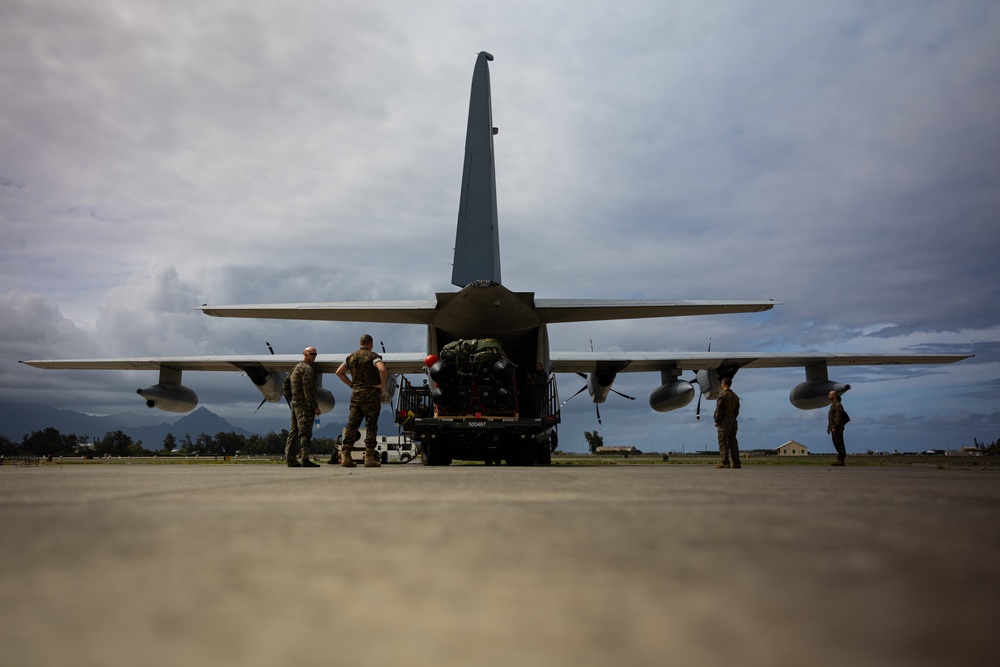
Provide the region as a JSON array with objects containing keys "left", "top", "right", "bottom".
[{"left": 0, "top": 427, "right": 343, "bottom": 458}]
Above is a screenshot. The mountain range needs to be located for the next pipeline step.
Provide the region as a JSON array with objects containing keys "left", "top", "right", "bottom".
[{"left": 0, "top": 400, "right": 346, "bottom": 446}]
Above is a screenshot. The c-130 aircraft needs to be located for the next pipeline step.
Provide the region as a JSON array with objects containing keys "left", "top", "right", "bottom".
[{"left": 22, "top": 52, "right": 968, "bottom": 465}]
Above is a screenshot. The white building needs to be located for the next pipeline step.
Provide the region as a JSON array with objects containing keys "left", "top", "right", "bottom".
[{"left": 776, "top": 440, "right": 809, "bottom": 456}]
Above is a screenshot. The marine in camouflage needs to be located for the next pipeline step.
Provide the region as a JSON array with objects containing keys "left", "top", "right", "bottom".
[
  {"left": 285, "top": 359, "right": 317, "bottom": 465},
  {"left": 342, "top": 347, "right": 383, "bottom": 449},
  {"left": 713, "top": 381, "right": 741, "bottom": 468},
  {"left": 827, "top": 393, "right": 850, "bottom": 464}
]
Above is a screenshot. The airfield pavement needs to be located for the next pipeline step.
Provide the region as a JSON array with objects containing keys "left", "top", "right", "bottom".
[{"left": 1, "top": 462, "right": 998, "bottom": 667}]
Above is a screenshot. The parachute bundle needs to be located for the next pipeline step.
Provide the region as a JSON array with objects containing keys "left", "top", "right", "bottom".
[
  {"left": 438, "top": 339, "right": 505, "bottom": 376},
  {"left": 429, "top": 339, "right": 517, "bottom": 414}
]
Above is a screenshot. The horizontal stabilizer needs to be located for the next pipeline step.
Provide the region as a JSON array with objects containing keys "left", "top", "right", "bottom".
[
  {"left": 198, "top": 301, "right": 439, "bottom": 324},
  {"left": 534, "top": 299, "right": 776, "bottom": 323}
]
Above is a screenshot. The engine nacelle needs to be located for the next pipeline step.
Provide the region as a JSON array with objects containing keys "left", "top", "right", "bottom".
[
  {"left": 316, "top": 386, "right": 335, "bottom": 414},
  {"left": 649, "top": 379, "right": 695, "bottom": 413},
  {"left": 588, "top": 364, "right": 622, "bottom": 404},
  {"left": 381, "top": 374, "right": 398, "bottom": 405},
  {"left": 789, "top": 362, "right": 851, "bottom": 410},
  {"left": 789, "top": 381, "right": 851, "bottom": 410},
  {"left": 138, "top": 383, "right": 198, "bottom": 413},
  {"left": 246, "top": 369, "right": 286, "bottom": 404},
  {"left": 696, "top": 369, "right": 725, "bottom": 400}
]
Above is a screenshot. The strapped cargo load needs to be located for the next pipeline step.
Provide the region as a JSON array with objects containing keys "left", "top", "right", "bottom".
[
  {"left": 439, "top": 338, "right": 506, "bottom": 377},
  {"left": 429, "top": 339, "right": 517, "bottom": 414}
]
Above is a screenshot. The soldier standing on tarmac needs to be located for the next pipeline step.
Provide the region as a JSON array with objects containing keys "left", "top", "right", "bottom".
[
  {"left": 336, "top": 334, "right": 388, "bottom": 468},
  {"left": 827, "top": 390, "right": 850, "bottom": 466},
  {"left": 714, "top": 377, "right": 741, "bottom": 469},
  {"left": 284, "top": 347, "right": 321, "bottom": 468}
]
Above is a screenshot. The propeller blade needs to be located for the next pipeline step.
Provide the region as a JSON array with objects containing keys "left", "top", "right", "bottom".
[
  {"left": 560, "top": 384, "right": 588, "bottom": 407},
  {"left": 266, "top": 341, "right": 275, "bottom": 355},
  {"left": 596, "top": 402, "right": 602, "bottom": 425},
  {"left": 694, "top": 338, "right": 711, "bottom": 420},
  {"left": 610, "top": 387, "right": 636, "bottom": 401},
  {"left": 254, "top": 397, "right": 267, "bottom": 414}
]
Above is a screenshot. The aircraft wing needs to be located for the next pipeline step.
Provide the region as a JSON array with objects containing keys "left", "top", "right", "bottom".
[
  {"left": 549, "top": 351, "right": 971, "bottom": 374},
  {"left": 23, "top": 350, "right": 969, "bottom": 376},
  {"left": 20, "top": 353, "right": 431, "bottom": 376}
]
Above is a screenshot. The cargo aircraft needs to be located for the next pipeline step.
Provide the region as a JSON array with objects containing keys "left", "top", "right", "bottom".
[{"left": 21, "top": 52, "right": 969, "bottom": 463}]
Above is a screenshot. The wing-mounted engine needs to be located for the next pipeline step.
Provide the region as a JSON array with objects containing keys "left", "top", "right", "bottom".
[
  {"left": 381, "top": 374, "right": 398, "bottom": 405},
  {"left": 242, "top": 364, "right": 287, "bottom": 405},
  {"left": 138, "top": 367, "right": 198, "bottom": 413},
  {"left": 695, "top": 369, "right": 724, "bottom": 401},
  {"left": 245, "top": 362, "right": 334, "bottom": 414},
  {"left": 690, "top": 363, "right": 741, "bottom": 419},
  {"left": 649, "top": 368, "right": 694, "bottom": 413},
  {"left": 375, "top": 341, "right": 399, "bottom": 405},
  {"left": 560, "top": 360, "right": 635, "bottom": 424},
  {"left": 790, "top": 362, "right": 850, "bottom": 410},
  {"left": 314, "top": 374, "right": 335, "bottom": 414},
  {"left": 588, "top": 362, "right": 626, "bottom": 404}
]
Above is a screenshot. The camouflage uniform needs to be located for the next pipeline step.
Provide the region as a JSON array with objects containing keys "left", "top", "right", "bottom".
[
  {"left": 714, "top": 388, "right": 741, "bottom": 468},
  {"left": 285, "top": 361, "right": 318, "bottom": 465},
  {"left": 828, "top": 400, "right": 850, "bottom": 464},
  {"left": 342, "top": 347, "right": 384, "bottom": 463}
]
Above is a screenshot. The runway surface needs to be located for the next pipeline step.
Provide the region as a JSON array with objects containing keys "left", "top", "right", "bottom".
[{"left": 2, "top": 462, "right": 998, "bottom": 667}]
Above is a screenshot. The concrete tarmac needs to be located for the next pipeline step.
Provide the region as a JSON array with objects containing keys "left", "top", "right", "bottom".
[{"left": 1, "top": 462, "right": 998, "bottom": 667}]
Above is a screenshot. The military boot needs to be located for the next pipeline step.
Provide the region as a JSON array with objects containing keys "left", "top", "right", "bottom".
[
  {"left": 716, "top": 446, "right": 729, "bottom": 468},
  {"left": 833, "top": 445, "right": 847, "bottom": 466},
  {"left": 731, "top": 448, "right": 742, "bottom": 468},
  {"left": 364, "top": 446, "right": 382, "bottom": 468},
  {"left": 295, "top": 442, "right": 317, "bottom": 467},
  {"left": 340, "top": 446, "right": 357, "bottom": 468},
  {"left": 326, "top": 449, "right": 339, "bottom": 465}
]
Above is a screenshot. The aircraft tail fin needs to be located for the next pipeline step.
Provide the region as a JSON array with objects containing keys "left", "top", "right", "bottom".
[{"left": 452, "top": 52, "right": 501, "bottom": 288}]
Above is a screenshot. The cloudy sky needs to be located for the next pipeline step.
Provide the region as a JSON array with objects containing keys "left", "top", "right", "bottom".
[{"left": 2, "top": 0, "right": 998, "bottom": 454}]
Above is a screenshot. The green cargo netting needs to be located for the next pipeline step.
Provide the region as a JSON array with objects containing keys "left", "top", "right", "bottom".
[{"left": 439, "top": 338, "right": 507, "bottom": 376}]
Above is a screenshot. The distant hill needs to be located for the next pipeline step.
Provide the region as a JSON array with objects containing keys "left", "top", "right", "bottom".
[
  {"left": 0, "top": 400, "right": 346, "bottom": 446},
  {"left": 124, "top": 407, "right": 255, "bottom": 447}
]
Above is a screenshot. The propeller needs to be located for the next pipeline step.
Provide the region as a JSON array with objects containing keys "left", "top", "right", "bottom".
[
  {"left": 379, "top": 340, "right": 402, "bottom": 404},
  {"left": 561, "top": 373, "right": 636, "bottom": 425},
  {"left": 560, "top": 380, "right": 589, "bottom": 407},
  {"left": 694, "top": 339, "right": 711, "bottom": 420},
  {"left": 609, "top": 387, "right": 637, "bottom": 401},
  {"left": 255, "top": 340, "right": 278, "bottom": 414}
]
